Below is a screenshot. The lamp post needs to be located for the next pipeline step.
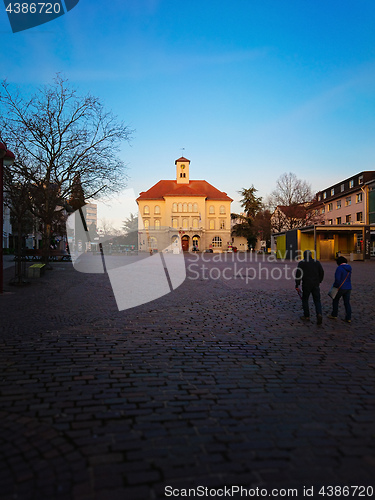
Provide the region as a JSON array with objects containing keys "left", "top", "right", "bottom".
[{"left": 0, "top": 142, "right": 15, "bottom": 294}]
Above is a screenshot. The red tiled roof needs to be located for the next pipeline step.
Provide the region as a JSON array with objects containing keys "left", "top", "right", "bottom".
[
  {"left": 175, "top": 157, "right": 190, "bottom": 164},
  {"left": 136, "top": 180, "right": 233, "bottom": 202},
  {"left": 276, "top": 204, "right": 308, "bottom": 218}
]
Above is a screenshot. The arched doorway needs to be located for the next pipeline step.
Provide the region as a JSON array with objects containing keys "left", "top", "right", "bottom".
[
  {"left": 192, "top": 235, "right": 200, "bottom": 251},
  {"left": 181, "top": 235, "right": 190, "bottom": 252}
]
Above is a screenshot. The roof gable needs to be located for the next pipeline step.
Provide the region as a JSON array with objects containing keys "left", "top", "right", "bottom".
[{"left": 137, "top": 179, "right": 232, "bottom": 202}]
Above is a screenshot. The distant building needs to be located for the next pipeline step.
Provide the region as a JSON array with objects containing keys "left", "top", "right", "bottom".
[
  {"left": 66, "top": 202, "right": 98, "bottom": 252},
  {"left": 136, "top": 157, "right": 233, "bottom": 252},
  {"left": 315, "top": 171, "right": 375, "bottom": 226},
  {"left": 84, "top": 203, "right": 97, "bottom": 230},
  {"left": 272, "top": 171, "right": 375, "bottom": 260}
]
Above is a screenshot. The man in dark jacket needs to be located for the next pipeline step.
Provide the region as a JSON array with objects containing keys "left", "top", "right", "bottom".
[{"left": 295, "top": 250, "right": 324, "bottom": 325}]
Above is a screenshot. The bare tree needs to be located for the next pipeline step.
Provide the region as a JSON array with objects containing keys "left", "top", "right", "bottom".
[
  {"left": 268, "top": 172, "right": 318, "bottom": 232},
  {"left": 98, "top": 218, "right": 121, "bottom": 239},
  {"left": 0, "top": 74, "right": 132, "bottom": 263},
  {"left": 269, "top": 172, "right": 313, "bottom": 208}
]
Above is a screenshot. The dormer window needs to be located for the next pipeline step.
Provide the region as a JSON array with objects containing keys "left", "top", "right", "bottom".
[{"left": 349, "top": 179, "right": 354, "bottom": 188}]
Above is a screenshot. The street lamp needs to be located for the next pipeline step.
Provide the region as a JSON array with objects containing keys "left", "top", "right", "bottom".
[{"left": 0, "top": 142, "right": 15, "bottom": 294}]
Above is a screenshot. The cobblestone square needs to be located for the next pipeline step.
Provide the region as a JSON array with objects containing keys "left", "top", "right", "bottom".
[{"left": 0, "top": 254, "right": 374, "bottom": 499}]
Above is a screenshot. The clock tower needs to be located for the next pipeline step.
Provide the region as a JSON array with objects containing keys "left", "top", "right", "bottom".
[{"left": 175, "top": 157, "right": 190, "bottom": 184}]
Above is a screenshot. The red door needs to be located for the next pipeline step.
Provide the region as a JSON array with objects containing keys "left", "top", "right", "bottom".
[{"left": 181, "top": 237, "right": 189, "bottom": 252}]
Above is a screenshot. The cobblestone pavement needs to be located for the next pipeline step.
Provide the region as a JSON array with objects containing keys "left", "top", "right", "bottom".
[{"left": 0, "top": 254, "right": 374, "bottom": 499}]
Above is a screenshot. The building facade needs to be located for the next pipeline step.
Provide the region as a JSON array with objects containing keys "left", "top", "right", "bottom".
[
  {"left": 136, "top": 157, "right": 232, "bottom": 252},
  {"left": 272, "top": 171, "right": 375, "bottom": 260},
  {"left": 315, "top": 171, "right": 375, "bottom": 226}
]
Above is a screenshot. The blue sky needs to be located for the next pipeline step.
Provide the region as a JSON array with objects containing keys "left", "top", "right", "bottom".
[{"left": 1, "top": 0, "right": 375, "bottom": 227}]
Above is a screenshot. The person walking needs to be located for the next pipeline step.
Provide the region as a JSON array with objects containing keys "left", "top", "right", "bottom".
[
  {"left": 295, "top": 250, "right": 324, "bottom": 325},
  {"left": 328, "top": 256, "right": 352, "bottom": 323}
]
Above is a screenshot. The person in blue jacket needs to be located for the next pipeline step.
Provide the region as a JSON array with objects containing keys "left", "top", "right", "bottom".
[{"left": 328, "top": 256, "right": 352, "bottom": 323}]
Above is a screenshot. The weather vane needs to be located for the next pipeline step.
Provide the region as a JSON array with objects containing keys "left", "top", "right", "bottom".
[{"left": 180, "top": 147, "right": 185, "bottom": 157}]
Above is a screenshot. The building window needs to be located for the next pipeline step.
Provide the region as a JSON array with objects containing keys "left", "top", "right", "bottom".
[
  {"left": 220, "top": 220, "right": 225, "bottom": 229},
  {"left": 154, "top": 205, "right": 160, "bottom": 214},
  {"left": 321, "top": 207, "right": 325, "bottom": 214},
  {"left": 178, "top": 203, "right": 182, "bottom": 212},
  {"left": 318, "top": 194, "right": 321, "bottom": 201},
  {"left": 172, "top": 203, "right": 177, "bottom": 212},
  {"left": 209, "top": 205, "right": 215, "bottom": 214},
  {"left": 345, "top": 197, "right": 351, "bottom": 206},
  {"left": 172, "top": 218, "right": 178, "bottom": 228},
  {"left": 193, "top": 203, "right": 198, "bottom": 212},
  {"left": 341, "top": 184, "right": 345, "bottom": 192},
  {"left": 219, "top": 205, "right": 226, "bottom": 214},
  {"left": 359, "top": 175, "right": 363, "bottom": 185},
  {"left": 356, "top": 212, "right": 363, "bottom": 222},
  {"left": 144, "top": 219, "right": 150, "bottom": 229},
  {"left": 192, "top": 218, "right": 199, "bottom": 229},
  {"left": 212, "top": 236, "right": 222, "bottom": 248},
  {"left": 328, "top": 203, "right": 333, "bottom": 212},
  {"left": 182, "top": 218, "right": 188, "bottom": 229},
  {"left": 356, "top": 193, "right": 362, "bottom": 203},
  {"left": 323, "top": 191, "right": 327, "bottom": 199},
  {"left": 155, "top": 219, "right": 160, "bottom": 230},
  {"left": 183, "top": 203, "right": 188, "bottom": 212},
  {"left": 188, "top": 203, "right": 193, "bottom": 212},
  {"left": 331, "top": 188, "right": 335, "bottom": 196},
  {"left": 346, "top": 214, "right": 351, "bottom": 223},
  {"left": 144, "top": 205, "right": 150, "bottom": 215},
  {"left": 336, "top": 217, "right": 341, "bottom": 224},
  {"left": 209, "top": 219, "right": 215, "bottom": 230},
  {"left": 349, "top": 179, "right": 354, "bottom": 188},
  {"left": 328, "top": 219, "right": 333, "bottom": 225},
  {"left": 336, "top": 200, "right": 341, "bottom": 209}
]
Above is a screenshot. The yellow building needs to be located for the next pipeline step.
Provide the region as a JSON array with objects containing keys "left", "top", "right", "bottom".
[{"left": 136, "top": 157, "right": 233, "bottom": 252}]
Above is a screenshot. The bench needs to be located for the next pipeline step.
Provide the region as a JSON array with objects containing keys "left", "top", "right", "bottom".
[
  {"left": 27, "top": 263, "right": 46, "bottom": 278},
  {"left": 49, "top": 251, "right": 72, "bottom": 262},
  {"left": 15, "top": 250, "right": 72, "bottom": 262}
]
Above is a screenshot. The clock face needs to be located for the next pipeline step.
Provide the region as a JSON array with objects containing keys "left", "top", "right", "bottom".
[{"left": 181, "top": 164, "right": 185, "bottom": 169}]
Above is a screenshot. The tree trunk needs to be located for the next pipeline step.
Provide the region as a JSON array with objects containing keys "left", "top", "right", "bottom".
[{"left": 42, "top": 223, "right": 53, "bottom": 269}]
